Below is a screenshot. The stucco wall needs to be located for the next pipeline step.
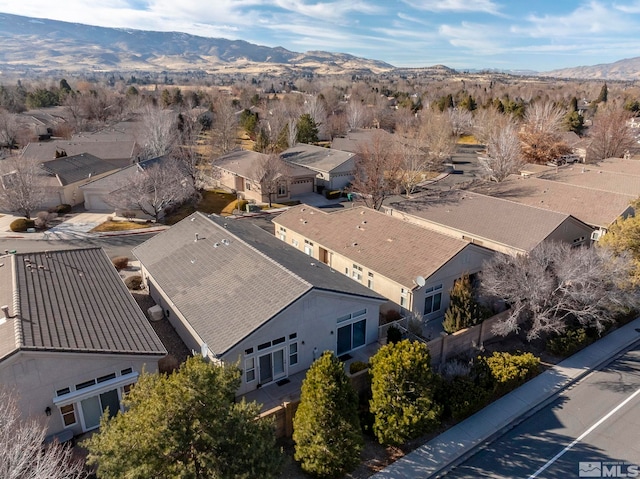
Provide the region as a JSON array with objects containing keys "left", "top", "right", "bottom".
[{"left": 0, "top": 351, "right": 160, "bottom": 436}]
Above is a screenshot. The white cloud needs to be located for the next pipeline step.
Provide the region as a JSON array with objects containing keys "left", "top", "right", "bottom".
[
  {"left": 401, "top": 0, "right": 501, "bottom": 15},
  {"left": 614, "top": 0, "right": 640, "bottom": 13},
  {"left": 514, "top": 1, "right": 637, "bottom": 38},
  {"left": 272, "top": 0, "right": 383, "bottom": 20},
  {"left": 438, "top": 22, "right": 503, "bottom": 53}
]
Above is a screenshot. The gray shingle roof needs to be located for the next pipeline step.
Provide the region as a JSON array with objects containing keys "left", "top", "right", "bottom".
[
  {"left": 80, "top": 156, "right": 167, "bottom": 191},
  {"left": 386, "top": 190, "right": 584, "bottom": 253},
  {"left": 0, "top": 248, "right": 166, "bottom": 361},
  {"left": 214, "top": 149, "right": 315, "bottom": 180},
  {"left": 273, "top": 205, "right": 472, "bottom": 287},
  {"left": 537, "top": 165, "right": 640, "bottom": 196},
  {"left": 470, "top": 175, "right": 635, "bottom": 228},
  {"left": 280, "top": 144, "right": 355, "bottom": 173},
  {"left": 133, "top": 212, "right": 384, "bottom": 357},
  {"left": 39, "top": 153, "right": 119, "bottom": 186},
  {"left": 22, "top": 139, "right": 136, "bottom": 163}
]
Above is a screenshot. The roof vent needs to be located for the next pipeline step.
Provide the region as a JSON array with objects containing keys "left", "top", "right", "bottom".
[
  {"left": 213, "top": 243, "right": 220, "bottom": 248},
  {"left": 1, "top": 305, "right": 9, "bottom": 319},
  {"left": 221, "top": 239, "right": 230, "bottom": 245},
  {"left": 194, "top": 233, "right": 199, "bottom": 242}
]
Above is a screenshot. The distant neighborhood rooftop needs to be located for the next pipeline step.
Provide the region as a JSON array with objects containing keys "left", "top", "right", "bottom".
[
  {"left": 22, "top": 139, "right": 137, "bottom": 163},
  {"left": 386, "top": 190, "right": 586, "bottom": 253},
  {"left": 536, "top": 164, "right": 640, "bottom": 197},
  {"left": 39, "top": 152, "right": 118, "bottom": 185},
  {"left": 280, "top": 144, "right": 355, "bottom": 173},
  {"left": 470, "top": 174, "right": 635, "bottom": 229}
]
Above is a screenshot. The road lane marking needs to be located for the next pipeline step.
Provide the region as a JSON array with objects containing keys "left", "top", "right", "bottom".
[{"left": 527, "top": 386, "right": 640, "bottom": 479}]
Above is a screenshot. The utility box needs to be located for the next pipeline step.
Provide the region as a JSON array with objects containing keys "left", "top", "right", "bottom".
[{"left": 147, "top": 305, "right": 164, "bottom": 322}]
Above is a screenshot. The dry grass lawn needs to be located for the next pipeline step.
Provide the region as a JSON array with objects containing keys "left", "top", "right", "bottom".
[
  {"left": 91, "top": 221, "right": 154, "bottom": 232},
  {"left": 164, "top": 189, "right": 238, "bottom": 225},
  {"left": 458, "top": 135, "right": 480, "bottom": 144}
]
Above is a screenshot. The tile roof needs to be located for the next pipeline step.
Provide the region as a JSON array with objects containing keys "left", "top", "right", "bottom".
[
  {"left": 273, "top": 205, "right": 472, "bottom": 287},
  {"left": 386, "top": 190, "right": 580, "bottom": 253},
  {"left": 22, "top": 139, "right": 136, "bottom": 163},
  {"left": 536, "top": 165, "right": 640, "bottom": 196},
  {"left": 133, "top": 213, "right": 384, "bottom": 357},
  {"left": 214, "top": 149, "right": 315, "bottom": 181},
  {"left": 39, "top": 153, "right": 119, "bottom": 186},
  {"left": 470, "top": 175, "right": 635, "bottom": 228},
  {"left": 330, "top": 128, "right": 394, "bottom": 154},
  {"left": 0, "top": 248, "right": 166, "bottom": 362},
  {"left": 280, "top": 144, "right": 355, "bottom": 173}
]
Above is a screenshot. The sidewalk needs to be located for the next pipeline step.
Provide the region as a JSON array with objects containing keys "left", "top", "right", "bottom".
[
  {"left": 0, "top": 212, "right": 168, "bottom": 240},
  {"left": 371, "top": 317, "right": 640, "bottom": 478}
]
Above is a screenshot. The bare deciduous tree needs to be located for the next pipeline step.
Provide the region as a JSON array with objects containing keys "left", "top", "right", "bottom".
[
  {"left": 351, "top": 131, "right": 403, "bottom": 210},
  {"left": 0, "top": 108, "right": 19, "bottom": 150},
  {"left": 0, "top": 389, "right": 87, "bottom": 479},
  {"left": 586, "top": 106, "right": 636, "bottom": 162},
  {"left": 107, "top": 160, "right": 195, "bottom": 222},
  {"left": 175, "top": 110, "right": 205, "bottom": 189},
  {"left": 447, "top": 108, "right": 474, "bottom": 137},
  {"left": 137, "top": 105, "right": 178, "bottom": 160},
  {"left": 0, "top": 156, "right": 48, "bottom": 219},
  {"left": 480, "top": 242, "right": 639, "bottom": 340},
  {"left": 519, "top": 102, "right": 571, "bottom": 164},
  {"left": 473, "top": 107, "right": 511, "bottom": 146},
  {"left": 346, "top": 100, "right": 369, "bottom": 130},
  {"left": 479, "top": 121, "right": 523, "bottom": 182},
  {"left": 252, "top": 154, "right": 289, "bottom": 207},
  {"left": 418, "top": 109, "right": 457, "bottom": 165},
  {"left": 303, "top": 95, "right": 327, "bottom": 139},
  {"left": 210, "top": 94, "right": 238, "bottom": 156}
]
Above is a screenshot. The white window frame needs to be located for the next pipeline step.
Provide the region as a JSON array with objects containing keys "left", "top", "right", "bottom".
[
  {"left": 245, "top": 357, "right": 256, "bottom": 382},
  {"left": 352, "top": 264, "right": 363, "bottom": 282},
  {"left": 424, "top": 284, "right": 443, "bottom": 315}
]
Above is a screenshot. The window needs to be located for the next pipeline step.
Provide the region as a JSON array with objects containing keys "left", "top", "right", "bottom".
[
  {"left": 76, "top": 379, "right": 96, "bottom": 390},
  {"left": 337, "top": 319, "right": 366, "bottom": 355},
  {"left": 97, "top": 373, "right": 116, "bottom": 383},
  {"left": 245, "top": 357, "right": 256, "bottom": 382},
  {"left": 277, "top": 184, "right": 287, "bottom": 196},
  {"left": 367, "top": 272, "right": 374, "bottom": 289},
  {"left": 60, "top": 404, "right": 76, "bottom": 427},
  {"left": 246, "top": 182, "right": 251, "bottom": 191},
  {"left": 400, "top": 288, "right": 408, "bottom": 308},
  {"left": 304, "top": 240, "right": 313, "bottom": 256},
  {"left": 424, "top": 284, "right": 443, "bottom": 315},
  {"left": 289, "top": 343, "right": 298, "bottom": 366},
  {"left": 122, "top": 383, "right": 134, "bottom": 396},
  {"left": 278, "top": 226, "right": 286, "bottom": 241},
  {"left": 245, "top": 347, "right": 254, "bottom": 355},
  {"left": 291, "top": 238, "right": 299, "bottom": 247},
  {"left": 120, "top": 368, "right": 133, "bottom": 375},
  {"left": 352, "top": 264, "right": 363, "bottom": 282}
]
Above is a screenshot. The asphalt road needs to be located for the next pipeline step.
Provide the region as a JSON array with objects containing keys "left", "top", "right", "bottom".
[
  {"left": 0, "top": 233, "right": 158, "bottom": 259},
  {"left": 442, "top": 343, "right": 640, "bottom": 479}
]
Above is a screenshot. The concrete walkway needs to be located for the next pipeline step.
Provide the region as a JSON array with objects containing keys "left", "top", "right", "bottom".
[
  {"left": 0, "top": 212, "right": 168, "bottom": 240},
  {"left": 371, "top": 317, "right": 640, "bottom": 478}
]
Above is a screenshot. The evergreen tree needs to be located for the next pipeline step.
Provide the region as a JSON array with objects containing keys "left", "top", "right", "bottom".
[
  {"left": 85, "top": 356, "right": 282, "bottom": 479},
  {"left": 369, "top": 340, "right": 441, "bottom": 446},
  {"left": 296, "top": 113, "right": 319, "bottom": 144},
  {"left": 293, "top": 352, "right": 363, "bottom": 478},
  {"left": 597, "top": 83, "right": 608, "bottom": 103},
  {"left": 443, "top": 274, "right": 479, "bottom": 333},
  {"left": 569, "top": 96, "right": 578, "bottom": 112}
]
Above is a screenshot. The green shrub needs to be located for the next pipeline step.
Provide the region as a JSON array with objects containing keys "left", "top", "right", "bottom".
[
  {"left": 49, "top": 204, "right": 72, "bottom": 215},
  {"left": 443, "top": 376, "right": 491, "bottom": 421},
  {"left": 481, "top": 351, "right": 541, "bottom": 396},
  {"left": 9, "top": 218, "right": 35, "bottom": 232},
  {"left": 111, "top": 256, "right": 129, "bottom": 271},
  {"left": 324, "top": 190, "right": 342, "bottom": 200},
  {"left": 546, "top": 328, "right": 594, "bottom": 357},
  {"left": 349, "top": 361, "right": 370, "bottom": 375},
  {"left": 125, "top": 275, "right": 143, "bottom": 290},
  {"left": 386, "top": 325, "right": 402, "bottom": 344}
]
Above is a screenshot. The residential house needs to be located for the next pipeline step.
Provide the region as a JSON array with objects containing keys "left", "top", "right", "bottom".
[
  {"left": 536, "top": 164, "right": 640, "bottom": 197},
  {"left": 280, "top": 144, "right": 356, "bottom": 193},
  {"left": 133, "top": 212, "right": 386, "bottom": 395},
  {"left": 212, "top": 149, "right": 315, "bottom": 204},
  {"left": 273, "top": 205, "right": 495, "bottom": 321},
  {"left": 384, "top": 190, "right": 594, "bottom": 255},
  {"left": 22, "top": 138, "right": 137, "bottom": 169},
  {"left": 38, "top": 152, "right": 120, "bottom": 207},
  {"left": 81, "top": 156, "right": 170, "bottom": 217},
  {"left": 0, "top": 248, "right": 166, "bottom": 438},
  {"left": 330, "top": 128, "right": 394, "bottom": 154},
  {"left": 470, "top": 174, "right": 635, "bottom": 239}
]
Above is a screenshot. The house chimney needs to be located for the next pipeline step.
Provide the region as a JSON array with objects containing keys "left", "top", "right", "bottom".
[
  {"left": 194, "top": 233, "right": 199, "bottom": 242},
  {"left": 1, "top": 305, "right": 9, "bottom": 319}
]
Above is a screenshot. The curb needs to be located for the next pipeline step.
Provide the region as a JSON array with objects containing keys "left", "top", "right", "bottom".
[{"left": 371, "top": 318, "right": 640, "bottom": 479}]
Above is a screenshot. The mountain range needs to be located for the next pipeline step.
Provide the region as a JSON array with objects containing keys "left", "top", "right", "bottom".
[{"left": 1, "top": 12, "right": 640, "bottom": 80}]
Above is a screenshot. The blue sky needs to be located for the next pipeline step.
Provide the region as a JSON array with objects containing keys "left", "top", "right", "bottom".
[{"left": 2, "top": 0, "right": 640, "bottom": 71}]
